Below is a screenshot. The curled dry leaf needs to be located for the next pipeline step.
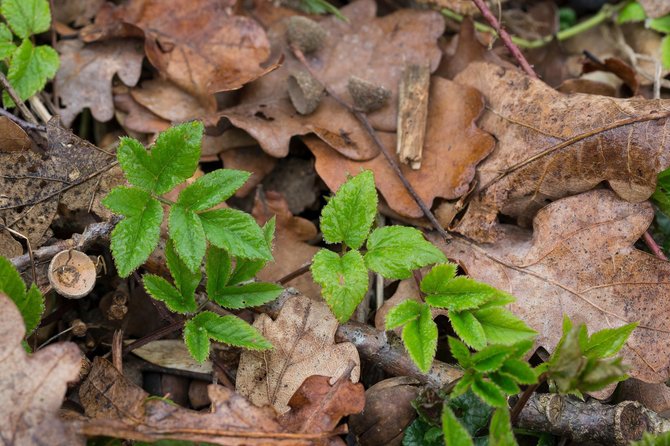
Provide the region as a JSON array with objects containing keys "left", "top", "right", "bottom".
[
  {"left": 306, "top": 76, "right": 494, "bottom": 218},
  {"left": 431, "top": 189, "right": 670, "bottom": 383},
  {"left": 81, "top": 0, "right": 274, "bottom": 99},
  {"left": 0, "top": 293, "right": 84, "bottom": 446},
  {"left": 252, "top": 191, "right": 321, "bottom": 298},
  {"left": 55, "top": 39, "right": 144, "bottom": 127},
  {"left": 79, "top": 357, "right": 310, "bottom": 445},
  {"left": 236, "top": 294, "right": 361, "bottom": 413},
  {"left": 220, "top": 0, "right": 443, "bottom": 159},
  {"left": 453, "top": 62, "right": 670, "bottom": 242},
  {"left": 279, "top": 373, "right": 365, "bottom": 446},
  {"left": 130, "top": 339, "right": 213, "bottom": 375}
]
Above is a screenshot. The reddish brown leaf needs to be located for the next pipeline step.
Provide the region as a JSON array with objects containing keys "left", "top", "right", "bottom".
[
  {"left": 306, "top": 76, "right": 494, "bottom": 218},
  {"left": 0, "top": 293, "right": 84, "bottom": 446}
]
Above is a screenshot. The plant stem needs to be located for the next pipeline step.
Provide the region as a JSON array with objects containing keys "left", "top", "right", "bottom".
[
  {"left": 156, "top": 196, "right": 176, "bottom": 206},
  {"left": 510, "top": 372, "right": 547, "bottom": 424},
  {"left": 442, "top": 2, "right": 625, "bottom": 50}
]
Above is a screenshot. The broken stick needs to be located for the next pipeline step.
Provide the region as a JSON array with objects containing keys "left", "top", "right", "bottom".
[{"left": 397, "top": 64, "right": 430, "bottom": 170}]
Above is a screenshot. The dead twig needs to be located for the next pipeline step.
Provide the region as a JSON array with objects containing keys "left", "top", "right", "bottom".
[
  {"left": 0, "top": 107, "right": 46, "bottom": 132},
  {"left": 0, "top": 71, "right": 39, "bottom": 124}
]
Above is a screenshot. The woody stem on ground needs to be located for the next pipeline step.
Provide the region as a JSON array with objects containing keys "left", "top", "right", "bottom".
[
  {"left": 469, "top": 0, "right": 537, "bottom": 78},
  {"left": 0, "top": 72, "right": 39, "bottom": 125},
  {"left": 291, "top": 47, "right": 451, "bottom": 241}
]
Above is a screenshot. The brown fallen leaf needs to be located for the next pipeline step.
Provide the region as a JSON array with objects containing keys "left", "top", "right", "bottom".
[
  {"left": 114, "top": 90, "right": 171, "bottom": 134},
  {"left": 81, "top": 0, "right": 274, "bottom": 100},
  {"left": 0, "top": 116, "right": 31, "bottom": 152},
  {"left": 452, "top": 62, "right": 670, "bottom": 242},
  {"left": 431, "top": 189, "right": 670, "bottom": 383},
  {"left": 78, "top": 357, "right": 315, "bottom": 445},
  {"left": 55, "top": 39, "right": 144, "bottom": 126},
  {"left": 0, "top": 293, "right": 84, "bottom": 445},
  {"left": 306, "top": 76, "right": 494, "bottom": 218},
  {"left": 130, "top": 79, "right": 216, "bottom": 123},
  {"left": 220, "top": 0, "right": 444, "bottom": 159},
  {"left": 279, "top": 371, "right": 365, "bottom": 446},
  {"left": 53, "top": 0, "right": 104, "bottom": 27},
  {"left": 236, "top": 294, "right": 360, "bottom": 413},
  {"left": 221, "top": 146, "right": 278, "bottom": 197},
  {"left": 252, "top": 191, "right": 321, "bottom": 298}
]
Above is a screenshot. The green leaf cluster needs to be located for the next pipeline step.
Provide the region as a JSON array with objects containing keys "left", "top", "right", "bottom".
[
  {"left": 0, "top": 255, "right": 44, "bottom": 335},
  {"left": 617, "top": 1, "right": 670, "bottom": 68},
  {"left": 442, "top": 394, "right": 517, "bottom": 446},
  {"left": 0, "top": 0, "right": 59, "bottom": 106},
  {"left": 630, "top": 431, "right": 670, "bottom": 446},
  {"left": 312, "top": 170, "right": 445, "bottom": 323},
  {"left": 104, "top": 122, "right": 280, "bottom": 363},
  {"left": 542, "top": 316, "right": 636, "bottom": 395},
  {"left": 386, "top": 262, "right": 536, "bottom": 373}
]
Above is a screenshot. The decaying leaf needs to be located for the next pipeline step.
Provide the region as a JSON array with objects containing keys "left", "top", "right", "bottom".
[
  {"left": 253, "top": 191, "right": 321, "bottom": 298},
  {"left": 114, "top": 90, "right": 171, "bottom": 134},
  {"left": 0, "top": 293, "right": 84, "bottom": 446},
  {"left": 130, "top": 79, "right": 216, "bottom": 123},
  {"left": 220, "top": 0, "right": 443, "bottom": 159},
  {"left": 306, "top": 76, "right": 494, "bottom": 218},
  {"left": 236, "top": 294, "right": 360, "bottom": 413},
  {"left": 279, "top": 372, "right": 365, "bottom": 446},
  {"left": 55, "top": 39, "right": 144, "bottom": 126},
  {"left": 78, "top": 357, "right": 312, "bottom": 445},
  {"left": 221, "top": 146, "right": 278, "bottom": 197},
  {"left": 0, "top": 116, "right": 31, "bottom": 152},
  {"left": 431, "top": 189, "right": 670, "bottom": 383},
  {"left": 81, "top": 0, "right": 274, "bottom": 99},
  {"left": 53, "top": 0, "right": 104, "bottom": 27},
  {"left": 453, "top": 62, "right": 670, "bottom": 242},
  {"left": 131, "top": 339, "right": 213, "bottom": 374}
]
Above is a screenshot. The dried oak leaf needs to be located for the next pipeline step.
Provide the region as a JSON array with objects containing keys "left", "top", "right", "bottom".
[
  {"left": 219, "top": 0, "right": 443, "bottom": 159},
  {"left": 129, "top": 79, "right": 216, "bottom": 123},
  {"left": 236, "top": 294, "right": 360, "bottom": 413},
  {"left": 0, "top": 293, "right": 84, "bottom": 446},
  {"left": 0, "top": 120, "right": 121, "bottom": 248},
  {"left": 279, "top": 373, "right": 365, "bottom": 446},
  {"left": 55, "top": 39, "right": 144, "bottom": 127},
  {"left": 452, "top": 62, "right": 670, "bottom": 242},
  {"left": 305, "top": 76, "right": 494, "bottom": 218},
  {"left": 431, "top": 189, "right": 670, "bottom": 383},
  {"left": 79, "top": 357, "right": 308, "bottom": 445},
  {"left": 221, "top": 146, "right": 278, "bottom": 197},
  {"left": 252, "top": 191, "right": 321, "bottom": 298},
  {"left": 113, "top": 89, "right": 171, "bottom": 134},
  {"left": 81, "top": 0, "right": 274, "bottom": 99}
]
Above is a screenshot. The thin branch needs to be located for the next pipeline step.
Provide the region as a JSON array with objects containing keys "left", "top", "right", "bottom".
[
  {"left": 469, "top": 0, "right": 538, "bottom": 78},
  {"left": 0, "top": 71, "right": 39, "bottom": 124},
  {"left": 0, "top": 106, "right": 46, "bottom": 132},
  {"left": 277, "top": 262, "right": 312, "bottom": 285},
  {"left": 291, "top": 47, "right": 451, "bottom": 240},
  {"left": 643, "top": 231, "right": 667, "bottom": 261}
]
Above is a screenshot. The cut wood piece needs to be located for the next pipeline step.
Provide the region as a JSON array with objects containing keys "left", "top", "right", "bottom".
[{"left": 396, "top": 64, "right": 430, "bottom": 170}]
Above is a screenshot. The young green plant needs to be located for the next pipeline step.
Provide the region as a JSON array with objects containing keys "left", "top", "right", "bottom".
[
  {"left": 0, "top": 0, "right": 59, "bottom": 106},
  {"left": 0, "top": 255, "right": 44, "bottom": 337},
  {"left": 103, "top": 122, "right": 282, "bottom": 362}
]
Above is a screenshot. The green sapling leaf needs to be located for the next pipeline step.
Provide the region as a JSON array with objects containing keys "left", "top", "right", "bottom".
[
  {"left": 103, "top": 187, "right": 163, "bottom": 277},
  {"left": 227, "top": 217, "right": 276, "bottom": 285},
  {"left": 311, "top": 248, "right": 368, "bottom": 323},
  {"left": 364, "top": 226, "right": 445, "bottom": 279},
  {"left": 449, "top": 310, "right": 487, "bottom": 351},
  {"left": 584, "top": 322, "right": 638, "bottom": 359},
  {"left": 385, "top": 299, "right": 423, "bottom": 329},
  {"left": 441, "top": 405, "right": 474, "bottom": 446},
  {"left": 471, "top": 376, "right": 507, "bottom": 408},
  {"left": 320, "top": 170, "right": 377, "bottom": 249},
  {"left": 2, "top": 0, "right": 51, "bottom": 39},
  {"left": 488, "top": 408, "right": 518, "bottom": 446},
  {"left": 206, "top": 246, "right": 232, "bottom": 296},
  {"left": 616, "top": 1, "right": 646, "bottom": 23},
  {"left": 0, "top": 24, "right": 17, "bottom": 59},
  {"left": 186, "top": 311, "right": 271, "bottom": 359},
  {"left": 143, "top": 274, "right": 197, "bottom": 314},
  {"left": 425, "top": 276, "right": 505, "bottom": 312},
  {"left": 183, "top": 317, "right": 210, "bottom": 363},
  {"left": 471, "top": 345, "right": 513, "bottom": 373},
  {"left": 210, "top": 282, "right": 283, "bottom": 309},
  {"left": 177, "top": 169, "right": 250, "bottom": 211},
  {"left": 400, "top": 303, "right": 438, "bottom": 373},
  {"left": 0, "top": 256, "right": 44, "bottom": 334},
  {"left": 200, "top": 208, "right": 272, "bottom": 260},
  {"left": 4, "top": 39, "right": 59, "bottom": 107},
  {"left": 165, "top": 240, "right": 200, "bottom": 300},
  {"left": 168, "top": 204, "right": 206, "bottom": 272},
  {"left": 473, "top": 307, "right": 537, "bottom": 346},
  {"left": 448, "top": 336, "right": 472, "bottom": 368},
  {"left": 499, "top": 359, "right": 537, "bottom": 385}
]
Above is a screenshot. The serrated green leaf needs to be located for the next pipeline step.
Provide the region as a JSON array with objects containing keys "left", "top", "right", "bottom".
[
  {"left": 420, "top": 263, "right": 457, "bottom": 292},
  {"left": 449, "top": 311, "right": 486, "bottom": 351},
  {"left": 364, "top": 226, "right": 445, "bottom": 279},
  {"left": 476, "top": 293, "right": 516, "bottom": 309},
  {"left": 103, "top": 188, "right": 163, "bottom": 277},
  {"left": 320, "top": 170, "right": 377, "bottom": 249},
  {"left": 117, "top": 122, "right": 203, "bottom": 194},
  {"left": 177, "top": 169, "right": 250, "bottom": 211},
  {"left": 472, "top": 377, "right": 507, "bottom": 408},
  {"left": 489, "top": 372, "right": 520, "bottom": 396},
  {"left": 2, "top": 0, "right": 51, "bottom": 39},
  {"left": 442, "top": 405, "right": 474, "bottom": 446},
  {"left": 191, "top": 311, "right": 272, "bottom": 350},
  {"left": 0, "top": 254, "right": 26, "bottom": 301},
  {"left": 650, "top": 15, "right": 670, "bottom": 33},
  {"left": 227, "top": 217, "right": 275, "bottom": 285},
  {"left": 168, "top": 205, "right": 206, "bottom": 272},
  {"left": 579, "top": 356, "right": 628, "bottom": 391},
  {"left": 584, "top": 322, "right": 637, "bottom": 359},
  {"left": 451, "top": 372, "right": 475, "bottom": 398},
  {"left": 385, "top": 299, "right": 423, "bottom": 329},
  {"left": 311, "top": 248, "right": 368, "bottom": 323},
  {"left": 448, "top": 336, "right": 472, "bottom": 368},
  {"left": 4, "top": 40, "right": 59, "bottom": 106},
  {"left": 143, "top": 274, "right": 197, "bottom": 314},
  {"left": 425, "top": 277, "right": 506, "bottom": 312},
  {"left": 500, "top": 359, "right": 537, "bottom": 385},
  {"left": 400, "top": 303, "right": 437, "bottom": 373},
  {"left": 183, "top": 318, "right": 211, "bottom": 363},
  {"left": 0, "top": 24, "right": 16, "bottom": 60},
  {"left": 508, "top": 340, "right": 535, "bottom": 359},
  {"left": 617, "top": 1, "right": 646, "bottom": 23},
  {"left": 210, "top": 282, "right": 282, "bottom": 309},
  {"left": 206, "top": 246, "right": 231, "bottom": 295},
  {"left": 0, "top": 256, "right": 44, "bottom": 334},
  {"left": 473, "top": 308, "right": 537, "bottom": 346},
  {"left": 448, "top": 390, "right": 493, "bottom": 437},
  {"left": 21, "top": 283, "right": 44, "bottom": 334},
  {"left": 488, "top": 408, "right": 518, "bottom": 446},
  {"left": 200, "top": 208, "right": 272, "bottom": 260},
  {"left": 471, "top": 345, "right": 512, "bottom": 373},
  {"left": 165, "top": 240, "right": 200, "bottom": 300}
]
